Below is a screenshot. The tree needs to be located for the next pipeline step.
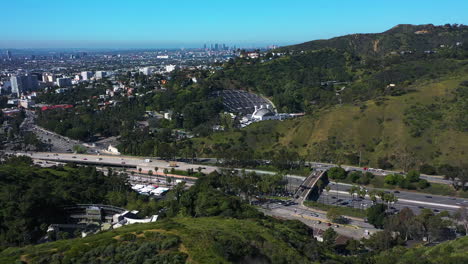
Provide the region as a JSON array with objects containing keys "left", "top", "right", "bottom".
[
  {"left": 406, "top": 170, "right": 420, "bottom": 183},
  {"left": 325, "top": 186, "right": 331, "bottom": 204},
  {"left": 72, "top": 144, "right": 87, "bottom": 154},
  {"left": 363, "top": 230, "right": 399, "bottom": 251},
  {"left": 367, "top": 204, "right": 387, "bottom": 228},
  {"left": 327, "top": 167, "right": 346, "bottom": 180},
  {"left": 148, "top": 170, "right": 153, "bottom": 183},
  {"left": 454, "top": 206, "right": 468, "bottom": 236},
  {"left": 323, "top": 228, "right": 338, "bottom": 248},
  {"left": 327, "top": 208, "right": 343, "bottom": 223},
  {"left": 345, "top": 239, "right": 362, "bottom": 255}
]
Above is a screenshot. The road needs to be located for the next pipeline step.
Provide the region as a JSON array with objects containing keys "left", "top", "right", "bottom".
[
  {"left": 294, "top": 170, "right": 325, "bottom": 205},
  {"left": 260, "top": 201, "right": 378, "bottom": 239},
  {"left": 12, "top": 152, "right": 468, "bottom": 211},
  {"left": 21, "top": 110, "right": 102, "bottom": 153},
  {"left": 319, "top": 181, "right": 467, "bottom": 214},
  {"left": 307, "top": 162, "right": 452, "bottom": 185}
]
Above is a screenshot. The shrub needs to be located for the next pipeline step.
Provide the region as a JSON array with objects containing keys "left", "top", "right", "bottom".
[
  {"left": 327, "top": 167, "right": 347, "bottom": 180},
  {"left": 419, "top": 164, "right": 436, "bottom": 175}
]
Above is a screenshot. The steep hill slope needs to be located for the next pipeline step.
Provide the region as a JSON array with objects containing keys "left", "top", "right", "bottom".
[
  {"left": 194, "top": 68, "right": 468, "bottom": 169},
  {"left": 283, "top": 24, "right": 468, "bottom": 56},
  {"left": 375, "top": 235, "right": 468, "bottom": 264},
  {"left": 0, "top": 217, "right": 333, "bottom": 264},
  {"left": 2, "top": 217, "right": 467, "bottom": 264}
]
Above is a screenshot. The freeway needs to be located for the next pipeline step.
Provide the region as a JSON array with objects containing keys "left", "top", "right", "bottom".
[
  {"left": 307, "top": 162, "right": 452, "bottom": 185},
  {"left": 11, "top": 151, "right": 466, "bottom": 215},
  {"left": 14, "top": 151, "right": 220, "bottom": 175},
  {"left": 12, "top": 151, "right": 308, "bottom": 189},
  {"left": 320, "top": 181, "right": 468, "bottom": 214}
]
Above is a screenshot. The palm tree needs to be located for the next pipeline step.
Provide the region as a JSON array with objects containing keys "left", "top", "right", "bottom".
[
  {"left": 163, "top": 168, "right": 169, "bottom": 186},
  {"left": 325, "top": 186, "right": 331, "bottom": 204},
  {"left": 148, "top": 170, "right": 153, "bottom": 183},
  {"left": 154, "top": 167, "right": 159, "bottom": 182}
]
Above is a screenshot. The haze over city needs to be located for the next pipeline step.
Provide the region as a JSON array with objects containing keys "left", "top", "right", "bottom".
[{"left": 3, "top": 0, "right": 468, "bottom": 49}]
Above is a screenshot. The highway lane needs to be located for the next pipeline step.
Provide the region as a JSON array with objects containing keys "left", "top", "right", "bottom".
[
  {"left": 199, "top": 159, "right": 451, "bottom": 185},
  {"left": 330, "top": 182, "right": 467, "bottom": 208},
  {"left": 319, "top": 182, "right": 467, "bottom": 214},
  {"left": 10, "top": 151, "right": 465, "bottom": 214},
  {"left": 13, "top": 151, "right": 308, "bottom": 189},
  {"left": 308, "top": 162, "right": 452, "bottom": 185}
]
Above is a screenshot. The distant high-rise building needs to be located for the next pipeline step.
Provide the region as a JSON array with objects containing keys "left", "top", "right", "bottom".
[
  {"left": 6, "top": 50, "right": 12, "bottom": 60},
  {"left": 81, "top": 71, "right": 94, "bottom": 81},
  {"left": 95, "top": 71, "right": 107, "bottom": 79},
  {"left": 43, "top": 73, "right": 57, "bottom": 83},
  {"left": 215, "top": 43, "right": 219, "bottom": 50},
  {"left": 56, "top": 77, "right": 72, "bottom": 87},
  {"left": 203, "top": 44, "right": 207, "bottom": 49},
  {"left": 10, "top": 75, "right": 39, "bottom": 96},
  {"left": 140, "top": 67, "right": 153, "bottom": 76}
]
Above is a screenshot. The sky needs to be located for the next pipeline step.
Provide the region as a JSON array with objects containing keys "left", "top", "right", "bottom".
[{"left": 2, "top": 0, "right": 468, "bottom": 49}]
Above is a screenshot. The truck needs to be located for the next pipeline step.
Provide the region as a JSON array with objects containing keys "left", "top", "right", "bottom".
[{"left": 144, "top": 159, "right": 152, "bottom": 163}]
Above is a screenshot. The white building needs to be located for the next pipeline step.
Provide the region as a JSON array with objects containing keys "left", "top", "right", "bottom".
[
  {"left": 95, "top": 71, "right": 107, "bottom": 79},
  {"left": 251, "top": 105, "right": 275, "bottom": 121},
  {"left": 165, "top": 65, "right": 177, "bottom": 72},
  {"left": 139, "top": 67, "right": 153, "bottom": 76},
  {"left": 81, "top": 71, "right": 93, "bottom": 81},
  {"left": 107, "top": 144, "right": 120, "bottom": 155}
]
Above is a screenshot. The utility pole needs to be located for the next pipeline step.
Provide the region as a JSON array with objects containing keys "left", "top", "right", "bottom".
[{"left": 359, "top": 150, "right": 362, "bottom": 168}]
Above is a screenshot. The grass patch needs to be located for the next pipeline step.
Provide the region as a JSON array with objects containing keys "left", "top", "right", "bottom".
[
  {"left": 264, "top": 196, "right": 291, "bottom": 201},
  {"left": 304, "top": 201, "right": 367, "bottom": 219}
]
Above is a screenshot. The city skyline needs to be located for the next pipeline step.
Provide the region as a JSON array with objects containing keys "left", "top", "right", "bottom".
[{"left": 2, "top": 0, "right": 468, "bottom": 49}]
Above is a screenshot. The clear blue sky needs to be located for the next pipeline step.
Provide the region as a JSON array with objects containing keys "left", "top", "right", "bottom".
[{"left": 2, "top": 0, "right": 468, "bottom": 49}]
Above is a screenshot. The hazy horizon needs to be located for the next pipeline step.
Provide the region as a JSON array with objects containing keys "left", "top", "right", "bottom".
[{"left": 2, "top": 0, "right": 468, "bottom": 49}]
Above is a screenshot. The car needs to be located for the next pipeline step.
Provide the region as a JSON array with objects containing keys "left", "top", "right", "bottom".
[
  {"left": 121, "top": 162, "right": 126, "bottom": 165},
  {"left": 327, "top": 223, "right": 331, "bottom": 226},
  {"left": 425, "top": 196, "right": 432, "bottom": 198},
  {"left": 433, "top": 209, "right": 440, "bottom": 212},
  {"left": 331, "top": 196, "right": 337, "bottom": 199},
  {"left": 72, "top": 156, "right": 76, "bottom": 158},
  {"left": 418, "top": 206, "right": 424, "bottom": 209},
  {"left": 394, "top": 190, "right": 400, "bottom": 193},
  {"left": 83, "top": 158, "right": 87, "bottom": 160}
]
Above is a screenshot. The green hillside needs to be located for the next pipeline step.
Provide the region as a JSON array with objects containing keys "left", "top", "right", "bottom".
[
  {"left": 0, "top": 217, "right": 333, "bottom": 264},
  {"left": 2, "top": 216, "right": 468, "bottom": 264},
  {"left": 375, "top": 236, "right": 468, "bottom": 264},
  {"left": 282, "top": 24, "right": 468, "bottom": 57},
  {"left": 194, "top": 69, "right": 468, "bottom": 169},
  {"left": 205, "top": 24, "right": 468, "bottom": 113}
]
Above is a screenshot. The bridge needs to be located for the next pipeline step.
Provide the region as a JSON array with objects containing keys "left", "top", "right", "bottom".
[{"left": 294, "top": 169, "right": 327, "bottom": 205}]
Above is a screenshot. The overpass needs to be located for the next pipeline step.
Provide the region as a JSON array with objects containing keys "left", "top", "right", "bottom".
[{"left": 295, "top": 169, "right": 327, "bottom": 205}]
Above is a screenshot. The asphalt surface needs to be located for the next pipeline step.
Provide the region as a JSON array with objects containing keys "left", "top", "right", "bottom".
[
  {"left": 22, "top": 110, "right": 101, "bottom": 153},
  {"left": 319, "top": 182, "right": 467, "bottom": 214},
  {"left": 260, "top": 202, "right": 378, "bottom": 239}
]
